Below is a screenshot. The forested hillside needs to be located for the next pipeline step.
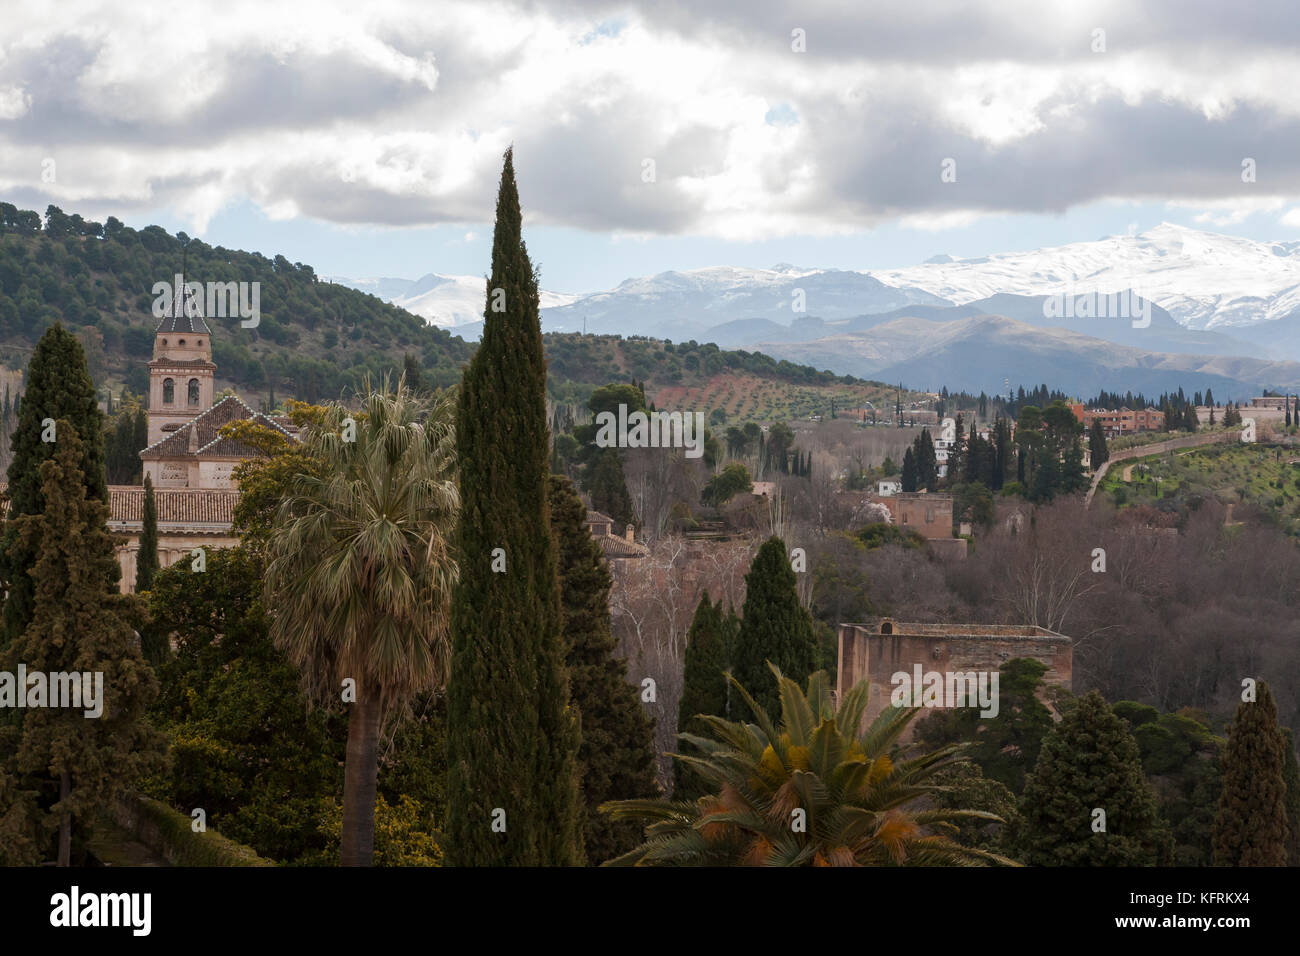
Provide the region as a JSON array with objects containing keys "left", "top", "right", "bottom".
[
  {"left": 0, "top": 202, "right": 915, "bottom": 416},
  {"left": 0, "top": 202, "right": 475, "bottom": 403}
]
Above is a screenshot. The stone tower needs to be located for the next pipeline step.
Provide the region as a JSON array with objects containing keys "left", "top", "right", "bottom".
[{"left": 147, "top": 285, "right": 215, "bottom": 446}]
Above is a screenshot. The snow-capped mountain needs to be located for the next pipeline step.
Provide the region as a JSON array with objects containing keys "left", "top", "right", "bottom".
[
  {"left": 873, "top": 223, "right": 1300, "bottom": 330},
  {"left": 539, "top": 264, "right": 950, "bottom": 339},
  {"left": 326, "top": 273, "right": 577, "bottom": 327}
]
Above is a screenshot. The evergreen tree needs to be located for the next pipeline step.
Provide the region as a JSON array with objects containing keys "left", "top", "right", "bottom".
[
  {"left": 1089, "top": 418, "right": 1109, "bottom": 469},
  {"left": 445, "top": 148, "right": 582, "bottom": 866},
  {"left": 1213, "top": 681, "right": 1289, "bottom": 866},
  {"left": 730, "top": 537, "right": 816, "bottom": 718},
  {"left": 901, "top": 446, "right": 918, "bottom": 492},
  {"left": 0, "top": 324, "right": 109, "bottom": 646},
  {"left": 1014, "top": 691, "right": 1168, "bottom": 866},
  {"left": 947, "top": 414, "right": 965, "bottom": 485},
  {"left": 0, "top": 425, "right": 162, "bottom": 865},
  {"left": 548, "top": 475, "right": 657, "bottom": 864},
  {"left": 586, "top": 447, "right": 636, "bottom": 529},
  {"left": 674, "top": 592, "right": 734, "bottom": 799},
  {"left": 402, "top": 353, "right": 429, "bottom": 396},
  {"left": 914, "top": 429, "right": 937, "bottom": 491},
  {"left": 136, "top": 473, "right": 160, "bottom": 592}
]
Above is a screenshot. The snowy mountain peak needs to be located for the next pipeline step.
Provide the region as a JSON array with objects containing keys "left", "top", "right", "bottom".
[{"left": 873, "top": 224, "right": 1300, "bottom": 329}]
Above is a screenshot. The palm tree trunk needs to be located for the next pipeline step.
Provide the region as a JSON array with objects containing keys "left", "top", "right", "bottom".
[
  {"left": 340, "top": 693, "right": 382, "bottom": 866},
  {"left": 57, "top": 770, "right": 71, "bottom": 866}
]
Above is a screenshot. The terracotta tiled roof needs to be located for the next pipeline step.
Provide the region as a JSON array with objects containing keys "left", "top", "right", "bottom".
[
  {"left": 139, "top": 395, "right": 293, "bottom": 461},
  {"left": 108, "top": 485, "right": 239, "bottom": 526},
  {"left": 586, "top": 511, "right": 614, "bottom": 524},
  {"left": 595, "top": 533, "right": 648, "bottom": 558}
]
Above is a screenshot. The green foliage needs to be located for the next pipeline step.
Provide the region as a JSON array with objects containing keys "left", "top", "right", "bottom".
[
  {"left": 584, "top": 446, "right": 636, "bottom": 529},
  {"left": 0, "top": 208, "right": 475, "bottom": 401},
  {"left": 1, "top": 323, "right": 108, "bottom": 645},
  {"left": 1014, "top": 691, "right": 1169, "bottom": 866},
  {"left": 263, "top": 380, "right": 459, "bottom": 866},
  {"left": 0, "top": 425, "right": 163, "bottom": 864},
  {"left": 914, "top": 658, "right": 1056, "bottom": 795},
  {"left": 1213, "top": 681, "right": 1289, "bottom": 866},
  {"left": 118, "top": 794, "right": 275, "bottom": 867},
  {"left": 446, "top": 149, "right": 583, "bottom": 866},
  {"left": 855, "top": 522, "right": 926, "bottom": 550},
  {"left": 145, "top": 547, "right": 343, "bottom": 863},
  {"left": 549, "top": 475, "right": 658, "bottom": 863},
  {"left": 312, "top": 794, "right": 442, "bottom": 866},
  {"left": 1120, "top": 704, "right": 1222, "bottom": 866},
  {"left": 135, "top": 474, "right": 159, "bottom": 592},
  {"left": 602, "top": 666, "right": 1017, "bottom": 866},
  {"left": 731, "top": 537, "right": 817, "bottom": 719},
  {"left": 701, "top": 461, "right": 753, "bottom": 507},
  {"left": 674, "top": 592, "right": 737, "bottom": 799}
]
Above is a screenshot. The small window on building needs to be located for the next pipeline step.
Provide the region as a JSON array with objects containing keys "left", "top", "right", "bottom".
[
  {"left": 926, "top": 508, "right": 935, "bottom": 523},
  {"left": 163, "top": 378, "right": 174, "bottom": 404},
  {"left": 188, "top": 378, "right": 200, "bottom": 406},
  {"left": 179, "top": 339, "right": 186, "bottom": 347}
]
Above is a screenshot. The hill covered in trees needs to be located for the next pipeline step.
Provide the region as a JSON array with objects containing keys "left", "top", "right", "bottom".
[
  {"left": 1, "top": 203, "right": 913, "bottom": 418},
  {"left": 0, "top": 202, "right": 475, "bottom": 404}
]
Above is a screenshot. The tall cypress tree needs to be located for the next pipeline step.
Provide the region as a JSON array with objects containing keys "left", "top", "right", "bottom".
[
  {"left": 901, "top": 446, "right": 918, "bottom": 492},
  {"left": 674, "top": 592, "right": 736, "bottom": 799},
  {"left": 446, "top": 148, "right": 582, "bottom": 866},
  {"left": 0, "top": 425, "right": 162, "bottom": 865},
  {"left": 587, "top": 447, "right": 636, "bottom": 530},
  {"left": 1213, "top": 681, "right": 1289, "bottom": 866},
  {"left": 1014, "top": 691, "right": 1168, "bottom": 866},
  {"left": 0, "top": 324, "right": 109, "bottom": 647},
  {"left": 136, "top": 473, "right": 159, "bottom": 592},
  {"left": 731, "top": 537, "right": 816, "bottom": 719},
  {"left": 548, "top": 475, "right": 656, "bottom": 863}
]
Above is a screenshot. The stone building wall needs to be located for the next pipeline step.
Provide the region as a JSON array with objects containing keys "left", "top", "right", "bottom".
[{"left": 837, "top": 619, "right": 1072, "bottom": 740}]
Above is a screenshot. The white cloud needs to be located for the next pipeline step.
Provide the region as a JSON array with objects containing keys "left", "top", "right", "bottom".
[{"left": 2, "top": 0, "right": 1300, "bottom": 239}]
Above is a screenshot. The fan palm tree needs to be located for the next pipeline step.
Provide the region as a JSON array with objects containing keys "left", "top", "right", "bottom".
[
  {"left": 601, "top": 665, "right": 1018, "bottom": 866},
  {"left": 264, "top": 375, "right": 459, "bottom": 866}
]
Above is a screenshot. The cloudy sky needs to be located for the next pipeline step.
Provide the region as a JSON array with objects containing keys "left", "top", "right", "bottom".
[{"left": 2, "top": 0, "right": 1299, "bottom": 291}]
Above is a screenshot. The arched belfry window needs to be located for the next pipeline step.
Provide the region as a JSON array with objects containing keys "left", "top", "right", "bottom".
[
  {"left": 188, "top": 378, "right": 200, "bottom": 406},
  {"left": 163, "top": 378, "right": 175, "bottom": 404}
]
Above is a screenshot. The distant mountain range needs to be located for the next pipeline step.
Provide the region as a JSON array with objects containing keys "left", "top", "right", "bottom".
[{"left": 331, "top": 223, "right": 1300, "bottom": 398}]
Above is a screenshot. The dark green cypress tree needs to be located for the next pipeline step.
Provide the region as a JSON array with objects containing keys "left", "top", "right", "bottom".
[
  {"left": 1282, "top": 728, "right": 1300, "bottom": 866},
  {"left": 0, "top": 424, "right": 163, "bottom": 865},
  {"left": 586, "top": 447, "right": 636, "bottom": 530},
  {"left": 136, "top": 473, "right": 159, "bottom": 592},
  {"left": 0, "top": 323, "right": 109, "bottom": 647},
  {"left": 445, "top": 148, "right": 582, "bottom": 866},
  {"left": 1213, "top": 681, "right": 1289, "bottom": 866},
  {"left": 731, "top": 537, "right": 816, "bottom": 719},
  {"left": 674, "top": 591, "right": 732, "bottom": 799},
  {"left": 1014, "top": 691, "right": 1168, "bottom": 866},
  {"left": 547, "top": 474, "right": 656, "bottom": 863},
  {"left": 901, "top": 446, "right": 918, "bottom": 492},
  {"left": 1088, "top": 418, "right": 1108, "bottom": 468}
]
